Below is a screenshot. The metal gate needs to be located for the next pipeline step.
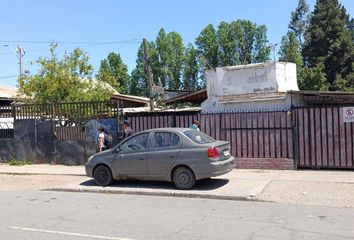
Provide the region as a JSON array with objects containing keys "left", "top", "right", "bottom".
[{"left": 294, "top": 107, "right": 354, "bottom": 169}]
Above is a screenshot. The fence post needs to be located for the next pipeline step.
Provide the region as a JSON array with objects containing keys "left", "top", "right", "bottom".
[
  {"left": 51, "top": 102, "right": 56, "bottom": 164},
  {"left": 173, "top": 111, "right": 177, "bottom": 127},
  {"left": 291, "top": 107, "right": 298, "bottom": 170},
  {"left": 12, "top": 105, "right": 16, "bottom": 120}
]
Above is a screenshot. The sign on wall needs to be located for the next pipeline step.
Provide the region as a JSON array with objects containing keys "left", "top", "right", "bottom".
[{"left": 343, "top": 107, "right": 354, "bottom": 122}]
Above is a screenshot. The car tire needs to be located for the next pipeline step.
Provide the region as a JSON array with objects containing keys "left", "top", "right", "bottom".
[
  {"left": 172, "top": 167, "right": 196, "bottom": 190},
  {"left": 93, "top": 165, "right": 113, "bottom": 187}
]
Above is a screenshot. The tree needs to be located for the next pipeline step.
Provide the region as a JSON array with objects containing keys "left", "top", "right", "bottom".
[
  {"left": 195, "top": 24, "right": 219, "bottom": 68},
  {"left": 303, "top": 0, "right": 354, "bottom": 90},
  {"left": 129, "top": 41, "right": 160, "bottom": 97},
  {"left": 299, "top": 64, "right": 328, "bottom": 91},
  {"left": 278, "top": 31, "right": 303, "bottom": 67},
  {"left": 182, "top": 44, "right": 200, "bottom": 91},
  {"left": 155, "top": 28, "right": 169, "bottom": 87},
  {"left": 289, "top": 0, "right": 310, "bottom": 46},
  {"left": 198, "top": 20, "right": 270, "bottom": 68},
  {"left": 165, "top": 31, "right": 185, "bottom": 89},
  {"left": 253, "top": 24, "right": 271, "bottom": 63},
  {"left": 96, "top": 52, "right": 129, "bottom": 93},
  {"left": 19, "top": 43, "right": 112, "bottom": 103},
  {"left": 217, "top": 21, "right": 238, "bottom": 66}
]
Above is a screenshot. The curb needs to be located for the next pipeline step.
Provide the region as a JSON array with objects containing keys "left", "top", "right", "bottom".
[
  {"left": 44, "top": 187, "right": 265, "bottom": 202},
  {"left": 0, "top": 172, "right": 86, "bottom": 177}
]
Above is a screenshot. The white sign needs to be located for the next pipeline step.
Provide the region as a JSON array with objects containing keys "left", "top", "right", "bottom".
[{"left": 343, "top": 107, "right": 354, "bottom": 122}]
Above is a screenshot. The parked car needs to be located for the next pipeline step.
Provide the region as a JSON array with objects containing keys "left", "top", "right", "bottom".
[{"left": 85, "top": 128, "right": 234, "bottom": 189}]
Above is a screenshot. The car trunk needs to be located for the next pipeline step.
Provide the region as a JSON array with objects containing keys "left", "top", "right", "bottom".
[{"left": 205, "top": 141, "right": 231, "bottom": 161}]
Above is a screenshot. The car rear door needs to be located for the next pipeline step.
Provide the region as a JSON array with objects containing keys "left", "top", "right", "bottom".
[{"left": 145, "top": 131, "right": 181, "bottom": 177}]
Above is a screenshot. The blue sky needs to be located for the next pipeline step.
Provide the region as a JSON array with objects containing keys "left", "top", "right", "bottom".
[{"left": 0, "top": 0, "right": 353, "bottom": 87}]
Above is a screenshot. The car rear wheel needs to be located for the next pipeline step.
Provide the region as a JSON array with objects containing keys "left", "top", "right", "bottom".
[
  {"left": 172, "top": 167, "right": 196, "bottom": 190},
  {"left": 94, "top": 165, "right": 113, "bottom": 187}
]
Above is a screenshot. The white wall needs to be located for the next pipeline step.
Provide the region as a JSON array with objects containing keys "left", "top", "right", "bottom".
[{"left": 202, "top": 62, "right": 299, "bottom": 113}]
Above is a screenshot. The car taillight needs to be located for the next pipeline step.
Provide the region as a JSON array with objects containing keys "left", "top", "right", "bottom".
[{"left": 208, "top": 147, "right": 219, "bottom": 159}]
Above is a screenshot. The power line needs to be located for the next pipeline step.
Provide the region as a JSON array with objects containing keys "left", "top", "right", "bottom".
[
  {"left": 0, "top": 75, "right": 18, "bottom": 79},
  {"left": 0, "top": 39, "right": 141, "bottom": 45}
]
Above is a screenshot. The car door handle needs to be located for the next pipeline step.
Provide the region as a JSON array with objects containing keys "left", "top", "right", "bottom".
[
  {"left": 139, "top": 157, "right": 146, "bottom": 160},
  {"left": 169, "top": 155, "right": 176, "bottom": 159}
]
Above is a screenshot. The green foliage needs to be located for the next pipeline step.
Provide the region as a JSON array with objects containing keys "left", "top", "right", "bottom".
[
  {"left": 19, "top": 43, "right": 113, "bottom": 103},
  {"left": 96, "top": 52, "right": 129, "bottom": 93},
  {"left": 279, "top": 31, "right": 303, "bottom": 67},
  {"left": 8, "top": 159, "right": 34, "bottom": 166},
  {"left": 183, "top": 44, "right": 200, "bottom": 91},
  {"left": 197, "top": 20, "right": 270, "bottom": 67},
  {"left": 195, "top": 24, "right": 219, "bottom": 68},
  {"left": 289, "top": 0, "right": 310, "bottom": 46},
  {"left": 299, "top": 64, "right": 328, "bottom": 91},
  {"left": 129, "top": 41, "right": 160, "bottom": 97},
  {"left": 165, "top": 31, "right": 185, "bottom": 89},
  {"left": 303, "top": 0, "right": 354, "bottom": 90}
]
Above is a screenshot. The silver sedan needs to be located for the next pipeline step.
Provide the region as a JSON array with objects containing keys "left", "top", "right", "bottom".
[{"left": 85, "top": 128, "right": 234, "bottom": 189}]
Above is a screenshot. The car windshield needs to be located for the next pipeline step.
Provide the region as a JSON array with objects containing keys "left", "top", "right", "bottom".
[{"left": 183, "top": 130, "right": 215, "bottom": 144}]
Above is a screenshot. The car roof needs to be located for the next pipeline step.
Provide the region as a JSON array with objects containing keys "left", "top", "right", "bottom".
[{"left": 140, "top": 128, "right": 191, "bottom": 134}]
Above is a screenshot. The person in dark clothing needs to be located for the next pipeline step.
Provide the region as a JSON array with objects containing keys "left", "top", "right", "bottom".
[{"left": 123, "top": 120, "right": 135, "bottom": 139}]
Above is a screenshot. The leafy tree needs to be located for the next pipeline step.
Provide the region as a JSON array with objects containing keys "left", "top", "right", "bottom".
[
  {"left": 165, "top": 31, "right": 185, "bottom": 89},
  {"left": 299, "top": 64, "right": 328, "bottom": 91},
  {"left": 198, "top": 20, "right": 270, "bottom": 67},
  {"left": 289, "top": 0, "right": 310, "bottom": 46},
  {"left": 279, "top": 31, "right": 303, "bottom": 67},
  {"left": 195, "top": 24, "right": 219, "bottom": 68},
  {"left": 129, "top": 41, "right": 160, "bottom": 97},
  {"left": 96, "top": 52, "right": 129, "bottom": 93},
  {"left": 19, "top": 43, "right": 112, "bottom": 103},
  {"left": 303, "top": 0, "right": 354, "bottom": 90},
  {"left": 155, "top": 28, "right": 169, "bottom": 87},
  {"left": 253, "top": 24, "right": 271, "bottom": 63},
  {"left": 217, "top": 21, "right": 238, "bottom": 66},
  {"left": 182, "top": 44, "right": 199, "bottom": 90}
]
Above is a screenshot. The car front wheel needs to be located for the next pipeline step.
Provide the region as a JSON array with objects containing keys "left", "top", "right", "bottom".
[
  {"left": 94, "top": 165, "right": 113, "bottom": 187},
  {"left": 172, "top": 167, "right": 196, "bottom": 190}
]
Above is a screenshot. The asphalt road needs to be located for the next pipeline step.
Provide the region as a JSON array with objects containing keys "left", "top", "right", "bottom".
[{"left": 0, "top": 191, "right": 353, "bottom": 240}]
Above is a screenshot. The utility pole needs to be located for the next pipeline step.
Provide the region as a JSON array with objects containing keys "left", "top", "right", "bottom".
[
  {"left": 143, "top": 38, "right": 154, "bottom": 112},
  {"left": 16, "top": 45, "right": 26, "bottom": 77},
  {"left": 3, "top": 44, "right": 26, "bottom": 78}
]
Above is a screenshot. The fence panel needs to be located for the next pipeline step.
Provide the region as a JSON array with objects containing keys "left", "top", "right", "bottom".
[
  {"left": 294, "top": 107, "right": 354, "bottom": 169},
  {"left": 219, "top": 111, "right": 293, "bottom": 159}
]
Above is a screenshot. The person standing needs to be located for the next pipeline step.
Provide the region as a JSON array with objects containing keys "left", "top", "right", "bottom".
[
  {"left": 190, "top": 120, "right": 201, "bottom": 131},
  {"left": 123, "top": 120, "right": 135, "bottom": 139},
  {"left": 97, "top": 126, "right": 106, "bottom": 152}
]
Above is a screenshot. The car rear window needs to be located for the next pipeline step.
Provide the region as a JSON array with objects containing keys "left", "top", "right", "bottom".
[{"left": 183, "top": 130, "right": 216, "bottom": 144}]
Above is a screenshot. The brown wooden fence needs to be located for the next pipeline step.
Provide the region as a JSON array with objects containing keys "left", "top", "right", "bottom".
[
  {"left": 294, "top": 107, "right": 354, "bottom": 169},
  {"left": 127, "top": 110, "right": 294, "bottom": 160},
  {"left": 126, "top": 111, "right": 201, "bottom": 132}
]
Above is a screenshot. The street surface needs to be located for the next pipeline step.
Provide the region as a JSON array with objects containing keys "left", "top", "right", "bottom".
[{"left": 0, "top": 191, "right": 353, "bottom": 240}]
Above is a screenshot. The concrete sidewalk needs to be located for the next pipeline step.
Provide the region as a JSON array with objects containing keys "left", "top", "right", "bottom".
[
  {"left": 0, "top": 163, "right": 86, "bottom": 176},
  {"left": 1, "top": 163, "right": 354, "bottom": 208}
]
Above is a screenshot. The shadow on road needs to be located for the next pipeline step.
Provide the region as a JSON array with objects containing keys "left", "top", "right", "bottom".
[{"left": 80, "top": 178, "right": 229, "bottom": 191}]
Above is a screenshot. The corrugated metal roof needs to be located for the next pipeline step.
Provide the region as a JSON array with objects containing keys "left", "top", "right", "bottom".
[{"left": 0, "top": 86, "right": 21, "bottom": 99}]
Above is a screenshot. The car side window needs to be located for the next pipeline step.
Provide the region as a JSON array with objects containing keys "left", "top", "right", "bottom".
[
  {"left": 152, "top": 132, "right": 180, "bottom": 148},
  {"left": 120, "top": 133, "right": 149, "bottom": 152}
]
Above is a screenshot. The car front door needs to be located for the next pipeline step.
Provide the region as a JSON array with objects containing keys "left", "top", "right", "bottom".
[
  {"left": 145, "top": 131, "right": 181, "bottom": 177},
  {"left": 113, "top": 132, "right": 150, "bottom": 177}
]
